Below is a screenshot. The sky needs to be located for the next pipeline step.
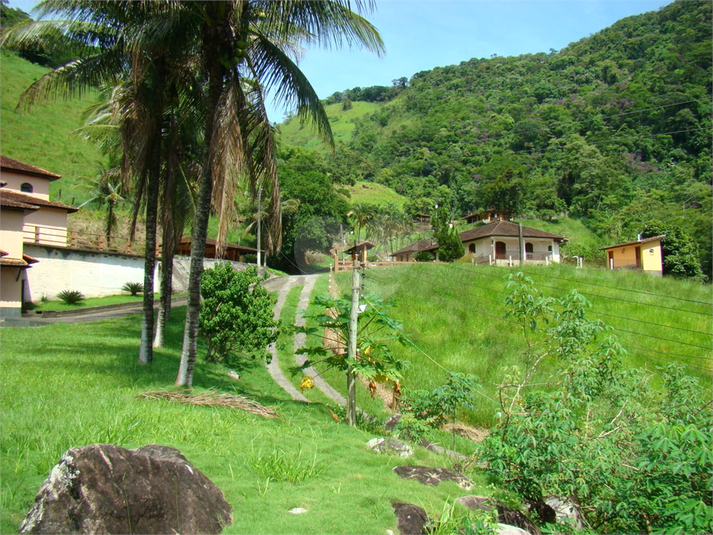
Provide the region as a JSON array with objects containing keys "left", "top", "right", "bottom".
[{"left": 9, "top": 0, "right": 673, "bottom": 122}]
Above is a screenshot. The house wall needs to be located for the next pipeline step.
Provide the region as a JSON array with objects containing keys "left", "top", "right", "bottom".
[
  {"left": 0, "top": 266, "right": 24, "bottom": 317},
  {"left": 23, "top": 245, "right": 157, "bottom": 301},
  {"left": 463, "top": 237, "right": 560, "bottom": 263},
  {"left": 0, "top": 209, "right": 26, "bottom": 258},
  {"left": 1, "top": 170, "right": 51, "bottom": 200},
  {"left": 22, "top": 208, "right": 68, "bottom": 247},
  {"left": 607, "top": 246, "right": 638, "bottom": 269},
  {"left": 640, "top": 240, "right": 663, "bottom": 274}
]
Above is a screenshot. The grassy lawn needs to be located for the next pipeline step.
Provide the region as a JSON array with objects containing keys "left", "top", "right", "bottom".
[
  {"left": 28, "top": 293, "right": 159, "bottom": 312},
  {"left": 1, "top": 300, "right": 491, "bottom": 534},
  {"left": 334, "top": 263, "right": 712, "bottom": 426}
]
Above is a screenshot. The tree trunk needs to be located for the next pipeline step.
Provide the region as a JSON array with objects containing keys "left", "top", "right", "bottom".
[
  {"left": 346, "top": 258, "right": 360, "bottom": 425},
  {"left": 138, "top": 140, "right": 161, "bottom": 365},
  {"left": 154, "top": 221, "right": 177, "bottom": 348},
  {"left": 176, "top": 19, "right": 224, "bottom": 387}
]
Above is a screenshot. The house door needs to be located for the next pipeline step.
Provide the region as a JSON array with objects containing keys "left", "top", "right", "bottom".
[
  {"left": 495, "top": 241, "right": 506, "bottom": 259},
  {"left": 635, "top": 246, "right": 642, "bottom": 269},
  {"left": 525, "top": 242, "right": 533, "bottom": 260}
]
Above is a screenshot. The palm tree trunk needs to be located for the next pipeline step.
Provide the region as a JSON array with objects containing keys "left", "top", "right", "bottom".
[
  {"left": 176, "top": 24, "right": 224, "bottom": 387},
  {"left": 138, "top": 144, "right": 161, "bottom": 365}
]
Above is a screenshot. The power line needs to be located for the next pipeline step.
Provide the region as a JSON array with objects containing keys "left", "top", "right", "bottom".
[
  {"left": 365, "top": 266, "right": 712, "bottom": 366},
  {"left": 440, "top": 262, "right": 713, "bottom": 312},
  {"left": 360, "top": 293, "right": 501, "bottom": 407}
]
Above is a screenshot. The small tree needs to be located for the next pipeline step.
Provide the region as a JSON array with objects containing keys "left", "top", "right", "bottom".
[
  {"left": 296, "top": 293, "right": 409, "bottom": 423},
  {"left": 641, "top": 221, "right": 704, "bottom": 280},
  {"left": 432, "top": 204, "right": 464, "bottom": 262},
  {"left": 199, "top": 264, "right": 279, "bottom": 369}
]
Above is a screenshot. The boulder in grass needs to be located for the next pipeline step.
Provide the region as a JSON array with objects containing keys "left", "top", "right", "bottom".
[
  {"left": 393, "top": 465, "right": 473, "bottom": 490},
  {"left": 458, "top": 496, "right": 541, "bottom": 535},
  {"left": 496, "top": 524, "right": 532, "bottom": 535},
  {"left": 368, "top": 437, "right": 413, "bottom": 458},
  {"left": 19, "top": 444, "right": 231, "bottom": 534},
  {"left": 392, "top": 502, "right": 428, "bottom": 535}
]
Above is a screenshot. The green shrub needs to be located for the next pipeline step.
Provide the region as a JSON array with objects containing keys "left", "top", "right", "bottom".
[
  {"left": 56, "top": 290, "right": 85, "bottom": 306},
  {"left": 247, "top": 444, "right": 325, "bottom": 484},
  {"left": 121, "top": 282, "right": 144, "bottom": 296},
  {"left": 199, "top": 263, "right": 279, "bottom": 368}
]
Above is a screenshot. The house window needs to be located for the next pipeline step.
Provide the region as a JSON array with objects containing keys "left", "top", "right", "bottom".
[
  {"left": 547, "top": 245, "right": 552, "bottom": 252},
  {"left": 469, "top": 243, "right": 475, "bottom": 254},
  {"left": 20, "top": 182, "right": 33, "bottom": 193}
]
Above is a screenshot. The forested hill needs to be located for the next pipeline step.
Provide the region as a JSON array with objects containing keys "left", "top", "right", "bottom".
[{"left": 277, "top": 0, "right": 712, "bottom": 276}]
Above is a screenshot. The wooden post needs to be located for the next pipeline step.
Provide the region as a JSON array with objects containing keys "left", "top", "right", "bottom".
[
  {"left": 346, "top": 257, "right": 360, "bottom": 426},
  {"left": 98, "top": 235, "right": 104, "bottom": 250}
]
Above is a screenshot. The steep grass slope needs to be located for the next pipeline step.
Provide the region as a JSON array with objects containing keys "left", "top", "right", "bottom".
[
  {"left": 0, "top": 50, "right": 106, "bottom": 205},
  {"left": 335, "top": 263, "right": 712, "bottom": 425}
]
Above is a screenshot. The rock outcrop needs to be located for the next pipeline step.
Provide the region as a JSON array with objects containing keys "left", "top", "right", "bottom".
[{"left": 20, "top": 444, "right": 232, "bottom": 534}]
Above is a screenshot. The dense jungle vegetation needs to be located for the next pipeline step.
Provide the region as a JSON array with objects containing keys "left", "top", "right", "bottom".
[{"left": 277, "top": 0, "right": 712, "bottom": 276}]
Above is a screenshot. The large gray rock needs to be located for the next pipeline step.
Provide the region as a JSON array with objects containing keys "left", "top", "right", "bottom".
[
  {"left": 368, "top": 437, "right": 414, "bottom": 458},
  {"left": 19, "top": 444, "right": 232, "bottom": 534},
  {"left": 496, "top": 524, "right": 532, "bottom": 535},
  {"left": 545, "top": 496, "right": 584, "bottom": 530},
  {"left": 393, "top": 465, "right": 473, "bottom": 489},
  {"left": 458, "top": 496, "right": 541, "bottom": 535},
  {"left": 392, "top": 502, "right": 428, "bottom": 535}
]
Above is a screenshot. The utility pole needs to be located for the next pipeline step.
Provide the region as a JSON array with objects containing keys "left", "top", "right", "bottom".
[
  {"left": 518, "top": 222, "right": 525, "bottom": 266},
  {"left": 346, "top": 254, "right": 360, "bottom": 426}
]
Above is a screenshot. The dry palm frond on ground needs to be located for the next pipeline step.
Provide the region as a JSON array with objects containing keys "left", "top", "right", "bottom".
[{"left": 138, "top": 389, "right": 279, "bottom": 419}]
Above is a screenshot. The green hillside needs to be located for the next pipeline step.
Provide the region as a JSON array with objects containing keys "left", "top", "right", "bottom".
[
  {"left": 0, "top": 50, "right": 106, "bottom": 205},
  {"left": 276, "top": 0, "right": 712, "bottom": 277},
  {"left": 277, "top": 100, "right": 382, "bottom": 151},
  {"left": 341, "top": 180, "right": 407, "bottom": 208}
]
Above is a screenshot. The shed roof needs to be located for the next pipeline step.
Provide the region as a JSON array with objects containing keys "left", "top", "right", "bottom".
[
  {"left": 600, "top": 235, "right": 666, "bottom": 251},
  {"left": 0, "top": 190, "right": 78, "bottom": 213},
  {"left": 344, "top": 241, "right": 375, "bottom": 254},
  {"left": 0, "top": 155, "right": 61, "bottom": 180},
  {"left": 459, "top": 220, "right": 567, "bottom": 243},
  {"left": 390, "top": 238, "right": 438, "bottom": 257},
  {"left": 178, "top": 237, "right": 262, "bottom": 255}
]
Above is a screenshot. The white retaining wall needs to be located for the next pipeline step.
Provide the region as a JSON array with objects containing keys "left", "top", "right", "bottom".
[
  {"left": 24, "top": 245, "right": 156, "bottom": 302},
  {"left": 23, "top": 247, "right": 257, "bottom": 302}
]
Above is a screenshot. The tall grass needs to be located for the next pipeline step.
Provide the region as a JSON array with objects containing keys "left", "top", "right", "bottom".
[{"left": 336, "top": 263, "right": 712, "bottom": 426}]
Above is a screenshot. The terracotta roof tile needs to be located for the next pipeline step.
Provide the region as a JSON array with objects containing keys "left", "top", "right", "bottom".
[
  {"left": 0, "top": 257, "right": 29, "bottom": 267},
  {"left": 390, "top": 239, "right": 438, "bottom": 256},
  {"left": 0, "top": 155, "right": 61, "bottom": 180},
  {"left": 0, "top": 190, "right": 77, "bottom": 213},
  {"left": 0, "top": 193, "right": 39, "bottom": 211},
  {"left": 600, "top": 235, "right": 666, "bottom": 250},
  {"left": 459, "top": 221, "right": 567, "bottom": 242}
]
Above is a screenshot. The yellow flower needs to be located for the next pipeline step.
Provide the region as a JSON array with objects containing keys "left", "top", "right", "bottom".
[{"left": 300, "top": 376, "right": 314, "bottom": 392}]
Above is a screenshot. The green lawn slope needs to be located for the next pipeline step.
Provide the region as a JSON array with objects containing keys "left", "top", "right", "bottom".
[
  {"left": 0, "top": 298, "right": 490, "bottom": 534},
  {"left": 335, "top": 262, "right": 712, "bottom": 425},
  {"left": 341, "top": 181, "right": 407, "bottom": 208},
  {"left": 0, "top": 50, "right": 106, "bottom": 205},
  {"left": 277, "top": 101, "right": 381, "bottom": 151}
]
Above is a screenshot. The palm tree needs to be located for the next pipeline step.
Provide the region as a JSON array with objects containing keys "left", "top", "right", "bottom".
[
  {"left": 174, "top": 0, "right": 384, "bottom": 387},
  {"left": 4, "top": 1, "right": 203, "bottom": 365}
]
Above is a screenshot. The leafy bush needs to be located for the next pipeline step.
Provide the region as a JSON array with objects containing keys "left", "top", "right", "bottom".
[
  {"left": 414, "top": 251, "right": 435, "bottom": 262},
  {"left": 56, "top": 290, "right": 85, "bottom": 306},
  {"left": 199, "top": 264, "right": 280, "bottom": 369},
  {"left": 478, "top": 273, "right": 713, "bottom": 533},
  {"left": 121, "top": 282, "right": 144, "bottom": 296}
]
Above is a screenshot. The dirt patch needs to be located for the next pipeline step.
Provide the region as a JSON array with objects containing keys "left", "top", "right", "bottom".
[{"left": 443, "top": 423, "right": 490, "bottom": 443}]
